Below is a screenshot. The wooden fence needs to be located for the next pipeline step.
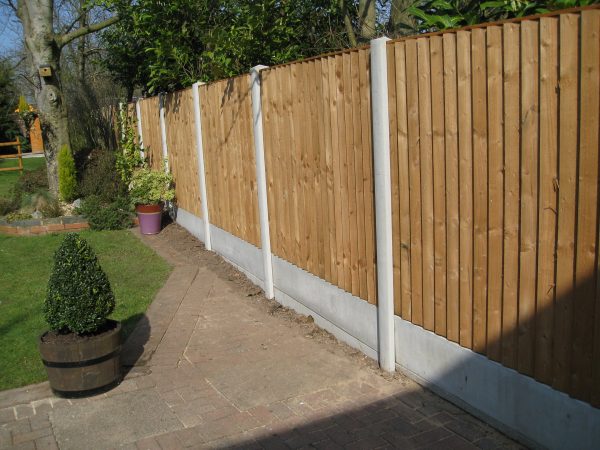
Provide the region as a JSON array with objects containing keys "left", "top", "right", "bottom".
[
  {"left": 139, "top": 96, "right": 163, "bottom": 169},
  {"left": 130, "top": 7, "right": 600, "bottom": 407},
  {"left": 200, "top": 76, "right": 260, "bottom": 247},
  {"left": 387, "top": 10, "right": 600, "bottom": 404},
  {"left": 261, "top": 49, "right": 377, "bottom": 304},
  {"left": 164, "top": 89, "right": 202, "bottom": 217}
]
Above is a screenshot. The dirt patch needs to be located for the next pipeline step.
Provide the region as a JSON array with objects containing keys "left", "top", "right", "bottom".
[{"left": 150, "top": 223, "right": 409, "bottom": 384}]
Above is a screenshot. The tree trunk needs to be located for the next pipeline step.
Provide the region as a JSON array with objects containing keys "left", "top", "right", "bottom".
[
  {"left": 16, "top": 0, "right": 119, "bottom": 196},
  {"left": 18, "top": 1, "right": 70, "bottom": 196},
  {"left": 358, "top": 0, "right": 376, "bottom": 41},
  {"left": 389, "top": 0, "right": 416, "bottom": 36}
]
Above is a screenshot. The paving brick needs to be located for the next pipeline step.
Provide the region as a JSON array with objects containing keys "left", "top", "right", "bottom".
[
  {"left": 33, "top": 435, "right": 59, "bottom": 450},
  {"left": 423, "top": 434, "right": 479, "bottom": 450},
  {"left": 12, "top": 427, "right": 52, "bottom": 444},
  {"left": 409, "top": 426, "right": 453, "bottom": 447},
  {"left": 0, "top": 407, "right": 15, "bottom": 424},
  {"left": 444, "top": 416, "right": 489, "bottom": 442},
  {"left": 13, "top": 405, "right": 34, "bottom": 420},
  {"left": 172, "top": 426, "right": 205, "bottom": 448},
  {"left": 345, "top": 436, "right": 389, "bottom": 450},
  {"left": 155, "top": 430, "right": 185, "bottom": 449},
  {"left": 136, "top": 436, "right": 162, "bottom": 450}
]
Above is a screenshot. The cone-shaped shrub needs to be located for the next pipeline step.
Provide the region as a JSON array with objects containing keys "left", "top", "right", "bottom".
[{"left": 44, "top": 233, "right": 115, "bottom": 334}]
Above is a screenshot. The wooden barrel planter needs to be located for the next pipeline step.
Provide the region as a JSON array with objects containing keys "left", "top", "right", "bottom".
[{"left": 38, "top": 320, "right": 122, "bottom": 397}]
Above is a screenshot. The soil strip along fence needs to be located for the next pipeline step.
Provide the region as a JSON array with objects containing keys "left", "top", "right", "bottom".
[{"left": 132, "top": 7, "right": 600, "bottom": 449}]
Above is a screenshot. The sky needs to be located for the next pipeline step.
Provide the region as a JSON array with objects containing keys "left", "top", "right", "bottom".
[{"left": 0, "top": 6, "right": 22, "bottom": 55}]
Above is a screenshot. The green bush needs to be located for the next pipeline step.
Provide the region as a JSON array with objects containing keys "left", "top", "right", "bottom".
[
  {"left": 0, "top": 193, "right": 21, "bottom": 216},
  {"left": 78, "top": 195, "right": 133, "bottom": 230},
  {"left": 44, "top": 233, "right": 115, "bottom": 334},
  {"left": 13, "top": 166, "right": 48, "bottom": 194},
  {"left": 57, "top": 145, "right": 77, "bottom": 202},
  {"left": 79, "top": 148, "right": 126, "bottom": 202}
]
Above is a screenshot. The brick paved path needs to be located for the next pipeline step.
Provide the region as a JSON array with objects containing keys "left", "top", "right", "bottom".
[{"left": 0, "top": 225, "right": 523, "bottom": 449}]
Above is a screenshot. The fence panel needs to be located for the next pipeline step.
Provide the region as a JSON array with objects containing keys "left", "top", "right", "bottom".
[
  {"left": 262, "top": 49, "right": 377, "bottom": 304},
  {"left": 199, "top": 76, "right": 260, "bottom": 247},
  {"left": 387, "top": 9, "right": 600, "bottom": 406},
  {"left": 164, "top": 89, "right": 202, "bottom": 217},
  {"left": 139, "top": 96, "right": 163, "bottom": 169}
]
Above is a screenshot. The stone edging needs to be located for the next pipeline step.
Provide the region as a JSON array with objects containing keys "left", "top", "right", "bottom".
[{"left": 0, "top": 215, "right": 89, "bottom": 236}]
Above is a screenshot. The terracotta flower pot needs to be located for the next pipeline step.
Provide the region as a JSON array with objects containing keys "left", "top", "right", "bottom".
[{"left": 136, "top": 204, "right": 163, "bottom": 235}]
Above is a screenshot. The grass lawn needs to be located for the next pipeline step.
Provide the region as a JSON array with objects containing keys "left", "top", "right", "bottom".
[
  {"left": 0, "top": 230, "right": 172, "bottom": 391},
  {"left": 0, "top": 157, "right": 47, "bottom": 199}
]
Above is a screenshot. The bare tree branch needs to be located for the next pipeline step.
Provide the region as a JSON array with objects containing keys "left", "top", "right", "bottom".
[{"left": 57, "top": 14, "right": 119, "bottom": 48}]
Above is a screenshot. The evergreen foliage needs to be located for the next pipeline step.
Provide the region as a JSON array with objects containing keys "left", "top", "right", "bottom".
[{"left": 44, "top": 233, "right": 116, "bottom": 334}]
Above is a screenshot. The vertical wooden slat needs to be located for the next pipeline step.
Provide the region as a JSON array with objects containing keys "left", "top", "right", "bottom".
[
  {"left": 443, "top": 33, "right": 459, "bottom": 342},
  {"left": 388, "top": 42, "right": 401, "bottom": 315},
  {"left": 343, "top": 52, "right": 359, "bottom": 297},
  {"left": 280, "top": 67, "right": 294, "bottom": 263},
  {"left": 330, "top": 56, "right": 344, "bottom": 286},
  {"left": 486, "top": 26, "right": 504, "bottom": 362},
  {"left": 535, "top": 17, "right": 559, "bottom": 385},
  {"left": 457, "top": 30, "right": 473, "bottom": 349},
  {"left": 290, "top": 64, "right": 302, "bottom": 266},
  {"left": 336, "top": 54, "right": 351, "bottom": 293},
  {"left": 308, "top": 62, "right": 321, "bottom": 277},
  {"left": 518, "top": 20, "right": 539, "bottom": 377},
  {"left": 472, "top": 28, "right": 488, "bottom": 354},
  {"left": 262, "top": 70, "right": 277, "bottom": 255},
  {"left": 571, "top": 9, "right": 599, "bottom": 401},
  {"left": 502, "top": 23, "right": 520, "bottom": 369},
  {"left": 395, "top": 42, "right": 412, "bottom": 319},
  {"left": 315, "top": 59, "right": 330, "bottom": 283},
  {"left": 406, "top": 38, "right": 423, "bottom": 326},
  {"left": 359, "top": 48, "right": 377, "bottom": 304},
  {"left": 430, "top": 35, "right": 446, "bottom": 337},
  {"left": 313, "top": 59, "right": 331, "bottom": 281},
  {"left": 321, "top": 59, "right": 337, "bottom": 287},
  {"left": 552, "top": 13, "right": 578, "bottom": 394},
  {"left": 417, "top": 38, "right": 435, "bottom": 332},
  {"left": 352, "top": 51, "right": 368, "bottom": 301}
]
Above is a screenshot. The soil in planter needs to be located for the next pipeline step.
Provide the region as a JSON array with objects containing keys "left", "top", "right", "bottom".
[{"left": 40, "top": 320, "right": 118, "bottom": 345}]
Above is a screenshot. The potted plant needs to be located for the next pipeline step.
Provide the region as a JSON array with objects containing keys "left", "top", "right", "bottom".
[
  {"left": 129, "top": 167, "right": 175, "bottom": 235},
  {"left": 39, "top": 233, "right": 121, "bottom": 396}
]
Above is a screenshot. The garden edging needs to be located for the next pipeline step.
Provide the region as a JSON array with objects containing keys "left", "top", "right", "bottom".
[{"left": 0, "top": 215, "right": 89, "bottom": 236}]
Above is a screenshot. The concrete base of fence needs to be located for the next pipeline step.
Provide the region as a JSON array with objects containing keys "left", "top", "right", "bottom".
[
  {"left": 394, "top": 316, "right": 600, "bottom": 450},
  {"left": 174, "top": 207, "right": 206, "bottom": 242},
  {"left": 176, "top": 208, "right": 265, "bottom": 291},
  {"left": 272, "top": 255, "right": 378, "bottom": 361}
]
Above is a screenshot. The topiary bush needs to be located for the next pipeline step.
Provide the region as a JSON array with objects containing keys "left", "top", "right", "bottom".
[
  {"left": 44, "top": 233, "right": 115, "bottom": 334},
  {"left": 58, "top": 145, "right": 77, "bottom": 202}
]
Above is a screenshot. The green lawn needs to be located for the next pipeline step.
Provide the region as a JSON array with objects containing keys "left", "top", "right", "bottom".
[
  {"left": 0, "top": 230, "right": 172, "bottom": 391},
  {"left": 0, "top": 157, "right": 47, "bottom": 198}
]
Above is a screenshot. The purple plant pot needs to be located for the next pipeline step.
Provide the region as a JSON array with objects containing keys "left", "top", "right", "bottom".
[{"left": 136, "top": 204, "right": 162, "bottom": 235}]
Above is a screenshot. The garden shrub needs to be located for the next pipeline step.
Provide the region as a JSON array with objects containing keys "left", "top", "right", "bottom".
[
  {"left": 0, "top": 193, "right": 21, "bottom": 216},
  {"left": 57, "top": 145, "right": 77, "bottom": 201},
  {"left": 79, "top": 195, "right": 133, "bottom": 230},
  {"left": 13, "top": 166, "right": 48, "bottom": 194},
  {"left": 44, "top": 233, "right": 115, "bottom": 334},
  {"left": 79, "top": 148, "right": 126, "bottom": 202},
  {"left": 37, "top": 194, "right": 62, "bottom": 218}
]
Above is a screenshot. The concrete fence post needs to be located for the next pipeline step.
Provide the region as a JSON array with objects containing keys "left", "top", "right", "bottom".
[
  {"left": 371, "top": 36, "right": 395, "bottom": 372},
  {"left": 192, "top": 82, "right": 212, "bottom": 250},
  {"left": 250, "top": 65, "right": 274, "bottom": 300},
  {"left": 159, "top": 93, "right": 169, "bottom": 171},
  {"left": 135, "top": 99, "right": 145, "bottom": 159}
]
